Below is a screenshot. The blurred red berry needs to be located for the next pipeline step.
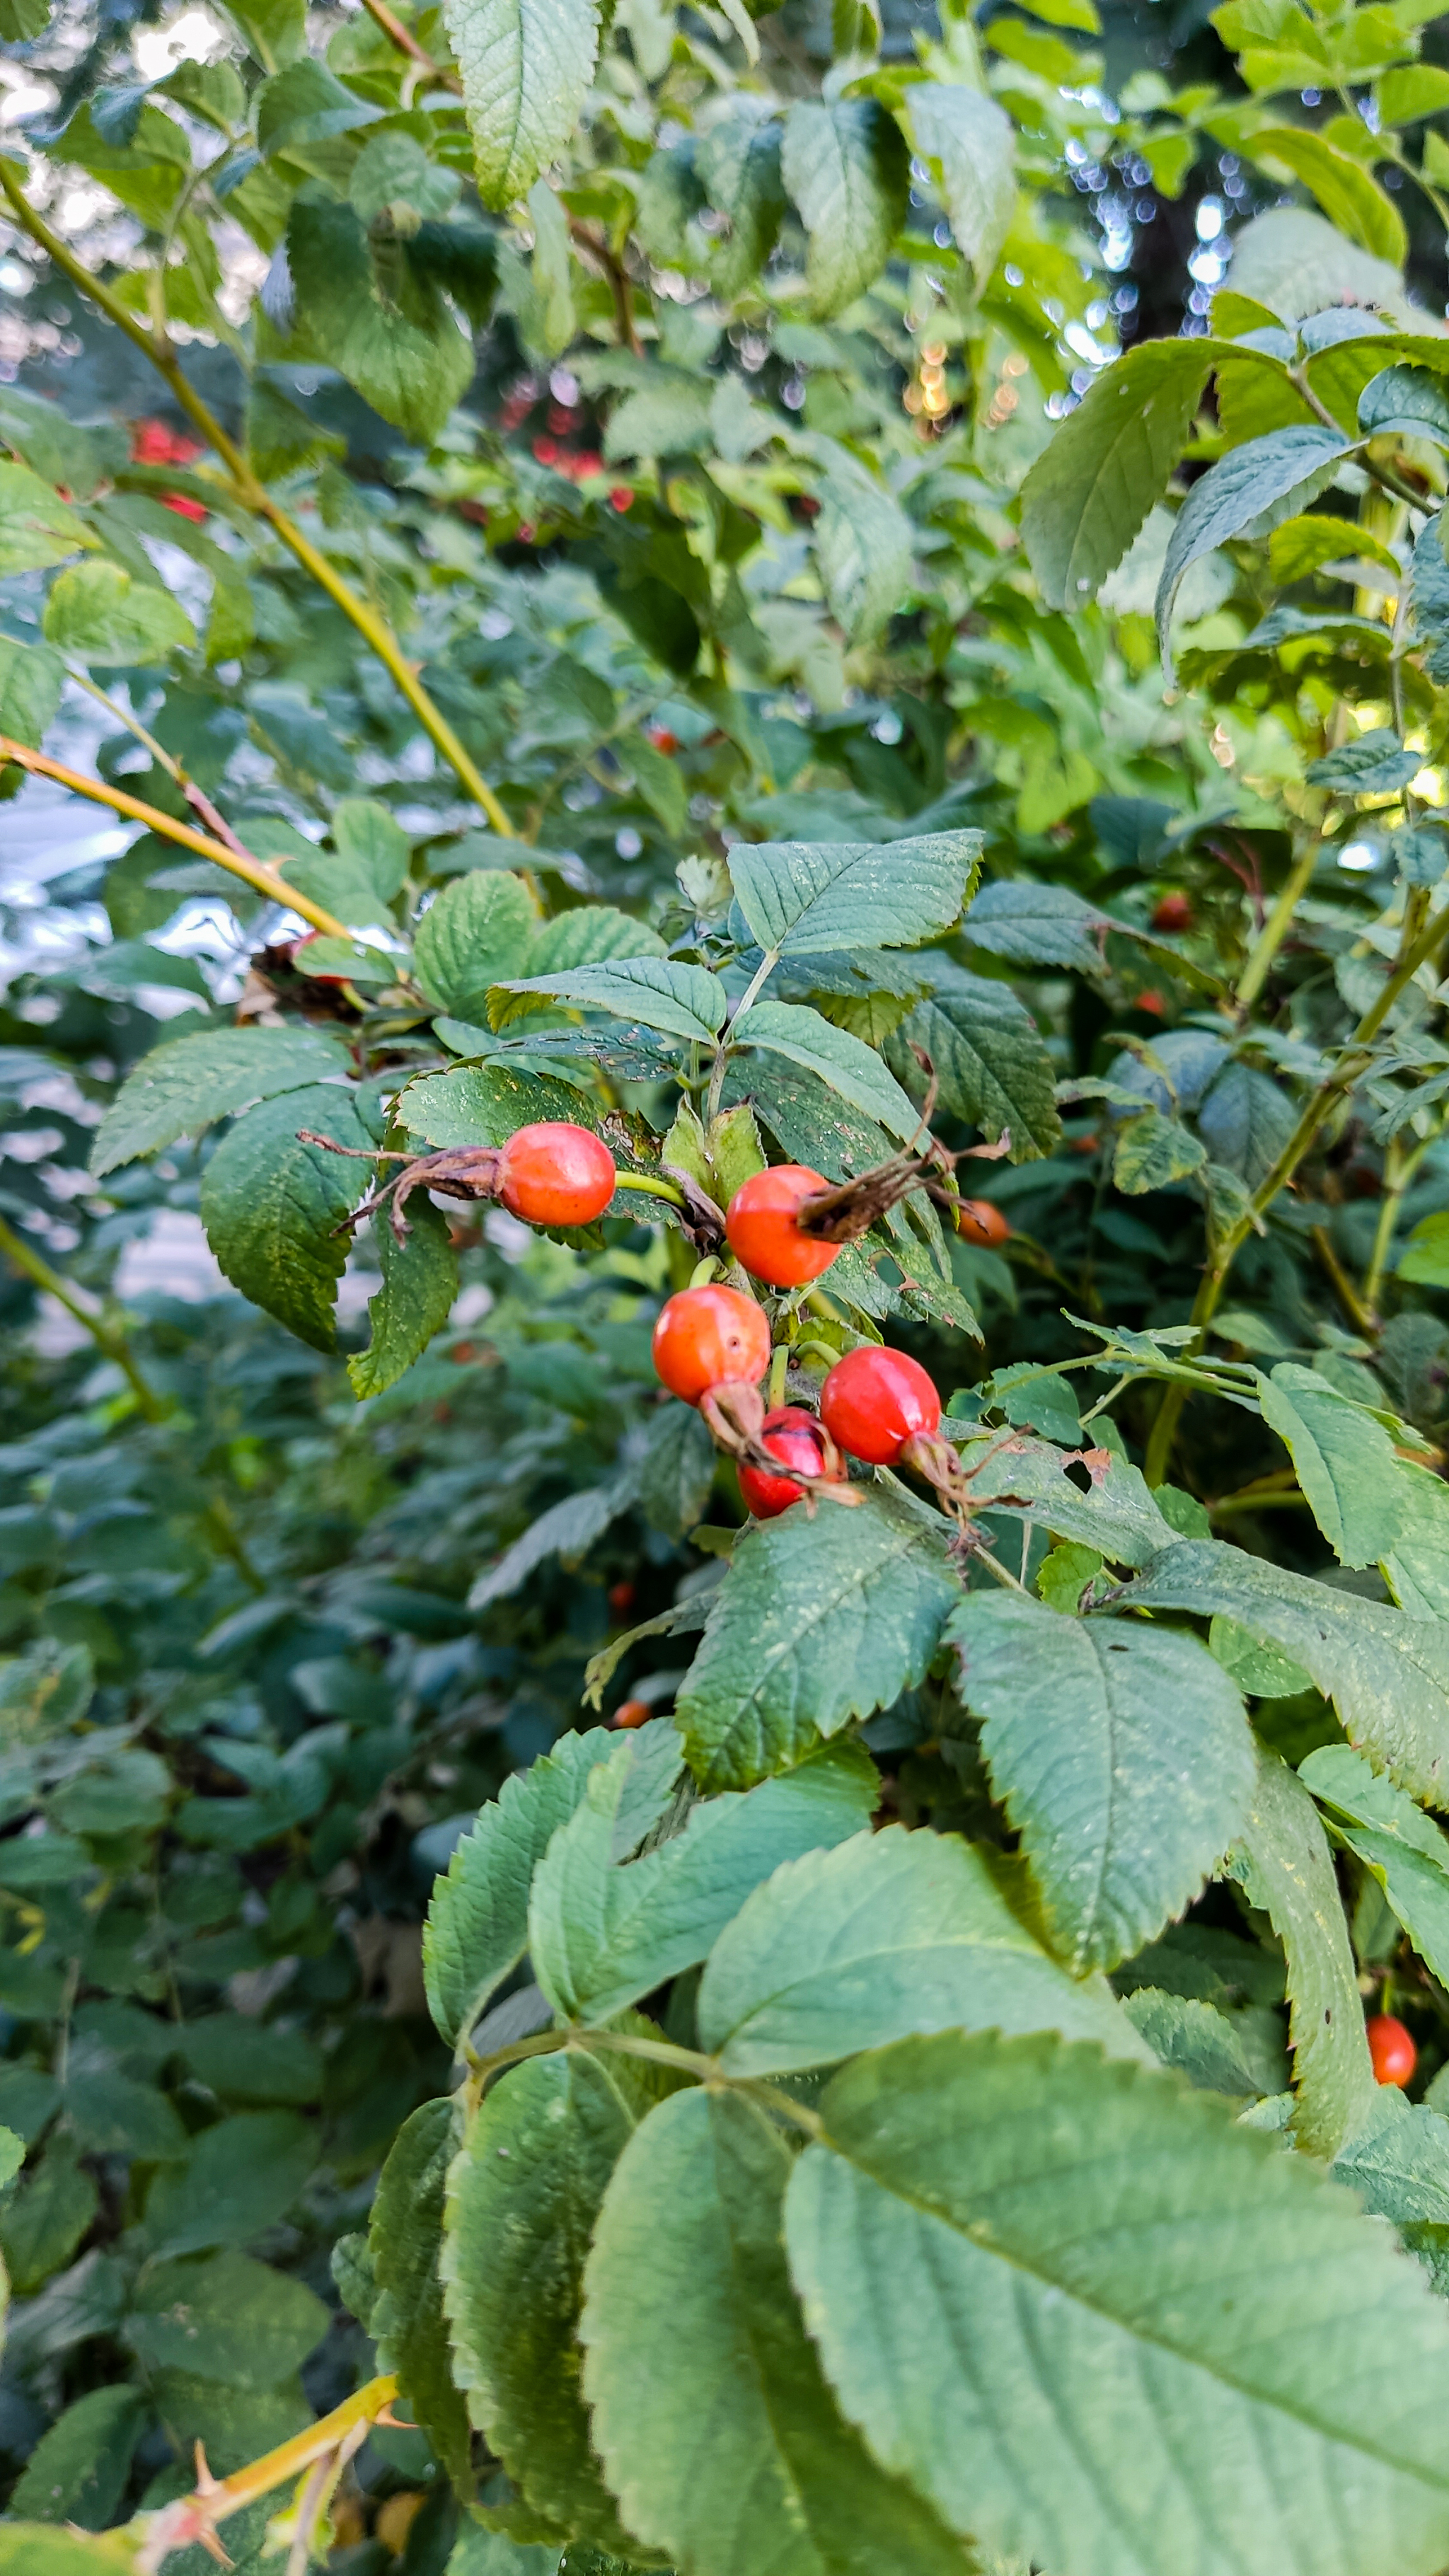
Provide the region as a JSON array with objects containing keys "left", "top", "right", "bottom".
[
  {"left": 1152, "top": 891, "right": 1193, "bottom": 932},
  {"left": 609, "top": 486, "right": 634, "bottom": 512},
  {"left": 613, "top": 1698, "right": 651, "bottom": 1729},
  {"left": 1368, "top": 2014, "right": 1416, "bottom": 2086}
]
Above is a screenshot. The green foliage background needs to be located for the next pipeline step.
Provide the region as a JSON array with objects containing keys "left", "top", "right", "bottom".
[{"left": 0, "top": 0, "right": 1448, "bottom": 2565}]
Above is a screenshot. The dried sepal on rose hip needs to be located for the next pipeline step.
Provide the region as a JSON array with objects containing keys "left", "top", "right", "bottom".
[
  {"left": 724, "top": 1165, "right": 843, "bottom": 1287},
  {"left": 296, "top": 1119, "right": 616, "bottom": 1243}
]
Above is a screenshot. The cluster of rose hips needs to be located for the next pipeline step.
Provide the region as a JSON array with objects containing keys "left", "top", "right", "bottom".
[{"left": 319, "top": 1116, "right": 1011, "bottom": 1521}]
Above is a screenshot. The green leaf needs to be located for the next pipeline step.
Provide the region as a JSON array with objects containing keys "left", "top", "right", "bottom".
[
  {"left": 0, "top": 387, "right": 123, "bottom": 499},
  {"left": 0, "top": 2121, "right": 25, "bottom": 2183},
  {"left": 530, "top": 907, "right": 667, "bottom": 972},
  {"left": 1300, "top": 1742, "right": 1449, "bottom": 1986},
  {"left": 949, "top": 1591, "right": 1254, "bottom": 1972},
  {"left": 1399, "top": 1211, "right": 1449, "bottom": 1287},
  {"left": 64, "top": 2069, "right": 187, "bottom": 2159},
  {"left": 700, "top": 116, "right": 787, "bottom": 297},
  {"left": 422, "top": 1728, "right": 615, "bottom": 2047},
  {"left": 908, "top": 84, "right": 1015, "bottom": 280},
  {"left": 0, "top": 461, "right": 96, "bottom": 577},
  {"left": 1249, "top": 125, "right": 1407, "bottom": 262},
  {"left": 286, "top": 195, "right": 474, "bottom": 445},
  {"left": 889, "top": 971, "right": 1061, "bottom": 1160},
  {"left": 950, "top": 1427, "right": 1179, "bottom": 1567},
  {"left": 10, "top": 2389, "right": 144, "bottom": 2529},
  {"left": 1112, "top": 1538, "right": 1449, "bottom": 1809},
  {"left": 370, "top": 2099, "right": 473, "bottom": 2491},
  {"left": 528, "top": 1737, "right": 878, "bottom": 2023},
  {"left": 349, "top": 1196, "right": 458, "bottom": 1400},
  {"left": 730, "top": 1001, "right": 920, "bottom": 1140},
  {"left": 1122, "top": 1987, "right": 1288, "bottom": 2099},
  {"left": 0, "top": 2138, "right": 98, "bottom": 2294},
  {"left": 784, "top": 2028, "right": 1449, "bottom": 2576},
  {"left": 1385, "top": 1460, "right": 1449, "bottom": 1617},
  {"left": 0, "top": 637, "right": 63, "bottom": 753},
  {"left": 696, "top": 1824, "right": 1150, "bottom": 2074},
  {"left": 1112, "top": 1103, "right": 1206, "bottom": 1193},
  {"left": 1267, "top": 509, "right": 1401, "bottom": 582},
  {"left": 444, "top": 2046, "right": 670, "bottom": 2553},
  {"left": 1333, "top": 2088, "right": 1449, "bottom": 2249},
  {"left": 492, "top": 957, "right": 727, "bottom": 1044},
  {"left": 255, "top": 58, "right": 381, "bottom": 153},
  {"left": 1208, "top": 1614, "right": 1312, "bottom": 1698},
  {"left": 727, "top": 830, "right": 980, "bottom": 959},
  {"left": 415, "top": 872, "right": 537, "bottom": 1019},
  {"left": 200, "top": 1083, "right": 373, "bottom": 1353},
  {"left": 674, "top": 1484, "right": 961, "bottom": 1791},
  {"left": 467, "top": 1479, "right": 637, "bottom": 1612},
  {"left": 144, "top": 2112, "right": 318, "bottom": 2257},
  {"left": 1155, "top": 424, "right": 1351, "bottom": 663},
  {"left": 780, "top": 99, "right": 909, "bottom": 320},
  {"left": 1258, "top": 1363, "right": 1409, "bottom": 1567},
  {"left": 811, "top": 451, "right": 915, "bottom": 645},
  {"left": 0, "top": 0, "right": 48, "bottom": 40},
  {"left": 1020, "top": 340, "right": 1216, "bottom": 611},
  {"left": 443, "top": 0, "right": 599, "bottom": 211},
  {"left": 91, "top": 1026, "right": 350, "bottom": 1177},
  {"left": 963, "top": 878, "right": 1109, "bottom": 971},
  {"left": 1225, "top": 1748, "right": 1376, "bottom": 2159},
  {"left": 399, "top": 1062, "right": 604, "bottom": 1150},
  {"left": 44, "top": 559, "right": 195, "bottom": 663},
  {"left": 176, "top": 2018, "right": 322, "bottom": 2105},
  {"left": 330, "top": 797, "right": 412, "bottom": 901},
  {"left": 638, "top": 1400, "right": 717, "bottom": 1539},
  {"left": 580, "top": 2084, "right": 970, "bottom": 2576},
  {"left": 1306, "top": 727, "right": 1421, "bottom": 793},
  {"left": 125, "top": 2250, "right": 330, "bottom": 2388}
]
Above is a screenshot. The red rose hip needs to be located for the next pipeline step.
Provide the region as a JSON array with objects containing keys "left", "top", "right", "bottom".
[
  {"left": 821, "top": 1346, "right": 941, "bottom": 1466},
  {"left": 737, "top": 1406, "right": 845, "bottom": 1518},
  {"left": 954, "top": 1198, "right": 1011, "bottom": 1247},
  {"left": 1367, "top": 2013, "right": 1416, "bottom": 2086},
  {"left": 652, "top": 1285, "right": 771, "bottom": 1406},
  {"left": 725, "top": 1165, "right": 841, "bottom": 1288},
  {"left": 497, "top": 1122, "right": 616, "bottom": 1228}
]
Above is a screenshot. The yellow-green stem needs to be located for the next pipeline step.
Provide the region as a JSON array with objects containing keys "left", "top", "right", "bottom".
[
  {"left": 1145, "top": 895, "right": 1449, "bottom": 1484},
  {"left": 0, "top": 737, "right": 352, "bottom": 939},
  {"left": 0, "top": 166, "right": 516, "bottom": 841},
  {"left": 1235, "top": 833, "right": 1320, "bottom": 1014},
  {"left": 0, "top": 1213, "right": 166, "bottom": 1421},
  {"left": 613, "top": 1171, "right": 687, "bottom": 1208}
]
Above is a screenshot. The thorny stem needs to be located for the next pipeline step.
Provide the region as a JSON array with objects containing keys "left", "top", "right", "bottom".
[
  {"left": 1234, "top": 833, "right": 1321, "bottom": 1015},
  {"left": 134, "top": 2375, "right": 400, "bottom": 2571},
  {"left": 0, "top": 165, "right": 518, "bottom": 841},
  {"left": 0, "top": 1213, "right": 167, "bottom": 1421},
  {"left": 0, "top": 737, "right": 353, "bottom": 939},
  {"left": 64, "top": 669, "right": 271, "bottom": 865},
  {"left": 1144, "top": 895, "right": 1449, "bottom": 1484}
]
